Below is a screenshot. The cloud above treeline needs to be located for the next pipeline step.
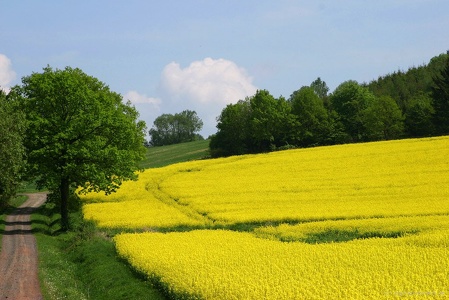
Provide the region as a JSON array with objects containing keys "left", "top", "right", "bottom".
[
  {"left": 0, "top": 54, "right": 16, "bottom": 93},
  {"left": 160, "top": 57, "right": 257, "bottom": 106},
  {"left": 127, "top": 57, "right": 258, "bottom": 136}
]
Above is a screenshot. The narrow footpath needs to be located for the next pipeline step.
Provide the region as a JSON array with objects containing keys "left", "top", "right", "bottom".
[{"left": 0, "top": 193, "right": 46, "bottom": 299}]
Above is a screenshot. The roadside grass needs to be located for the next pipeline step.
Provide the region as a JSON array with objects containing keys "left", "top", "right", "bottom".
[
  {"left": 32, "top": 202, "right": 166, "bottom": 300},
  {"left": 139, "top": 139, "right": 210, "bottom": 169}
]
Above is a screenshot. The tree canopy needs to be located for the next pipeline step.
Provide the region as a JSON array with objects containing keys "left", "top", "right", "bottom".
[
  {"left": 0, "top": 89, "right": 26, "bottom": 206},
  {"left": 149, "top": 110, "right": 203, "bottom": 146},
  {"left": 289, "top": 86, "right": 329, "bottom": 147},
  {"left": 330, "top": 80, "right": 376, "bottom": 142},
  {"left": 10, "top": 66, "right": 147, "bottom": 229}
]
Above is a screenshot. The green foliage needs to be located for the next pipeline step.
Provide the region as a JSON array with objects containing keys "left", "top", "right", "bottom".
[
  {"left": 210, "top": 99, "right": 253, "bottom": 157},
  {"left": 366, "top": 53, "right": 448, "bottom": 112},
  {"left": 330, "top": 80, "right": 376, "bottom": 142},
  {"left": 149, "top": 110, "right": 203, "bottom": 146},
  {"left": 362, "top": 95, "right": 404, "bottom": 140},
  {"left": 310, "top": 77, "right": 330, "bottom": 104},
  {"left": 139, "top": 139, "right": 210, "bottom": 169},
  {"left": 404, "top": 93, "right": 435, "bottom": 137},
  {"left": 10, "top": 66, "right": 147, "bottom": 230},
  {"left": 289, "top": 86, "right": 329, "bottom": 147},
  {"left": 431, "top": 55, "right": 449, "bottom": 135},
  {"left": 250, "top": 90, "right": 297, "bottom": 152},
  {"left": 366, "top": 54, "right": 446, "bottom": 111},
  {"left": 210, "top": 90, "right": 298, "bottom": 157},
  {"left": 0, "top": 89, "right": 26, "bottom": 206}
]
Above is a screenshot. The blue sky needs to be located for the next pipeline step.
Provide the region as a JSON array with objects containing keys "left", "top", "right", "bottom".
[{"left": 1, "top": 0, "right": 448, "bottom": 137}]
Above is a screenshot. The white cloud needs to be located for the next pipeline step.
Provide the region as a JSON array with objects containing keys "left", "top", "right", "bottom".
[
  {"left": 158, "top": 57, "right": 257, "bottom": 136},
  {"left": 0, "top": 54, "right": 16, "bottom": 93},
  {"left": 160, "top": 57, "right": 257, "bottom": 106},
  {"left": 123, "top": 90, "right": 161, "bottom": 107}
]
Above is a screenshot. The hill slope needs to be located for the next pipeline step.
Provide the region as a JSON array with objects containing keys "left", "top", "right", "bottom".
[{"left": 139, "top": 139, "right": 210, "bottom": 169}]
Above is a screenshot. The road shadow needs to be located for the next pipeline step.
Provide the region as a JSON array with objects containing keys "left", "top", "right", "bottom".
[{"left": 1, "top": 203, "right": 61, "bottom": 236}]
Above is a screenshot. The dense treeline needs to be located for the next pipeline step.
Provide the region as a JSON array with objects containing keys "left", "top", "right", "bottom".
[
  {"left": 366, "top": 53, "right": 449, "bottom": 137},
  {"left": 210, "top": 53, "right": 449, "bottom": 157}
]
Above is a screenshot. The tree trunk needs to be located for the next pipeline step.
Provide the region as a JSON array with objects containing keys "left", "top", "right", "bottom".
[{"left": 60, "top": 176, "right": 70, "bottom": 231}]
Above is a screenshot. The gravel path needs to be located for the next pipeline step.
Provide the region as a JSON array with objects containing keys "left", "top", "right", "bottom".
[{"left": 0, "top": 193, "right": 46, "bottom": 299}]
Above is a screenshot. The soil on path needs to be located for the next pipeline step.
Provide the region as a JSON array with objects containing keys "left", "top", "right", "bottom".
[{"left": 0, "top": 193, "right": 46, "bottom": 300}]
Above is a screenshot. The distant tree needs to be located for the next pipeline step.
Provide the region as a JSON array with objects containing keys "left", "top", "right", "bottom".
[
  {"left": 0, "top": 89, "right": 26, "bottom": 206},
  {"left": 11, "top": 66, "right": 147, "bottom": 230},
  {"left": 149, "top": 113, "right": 176, "bottom": 146},
  {"left": 404, "top": 93, "right": 435, "bottom": 137},
  {"left": 330, "top": 80, "right": 375, "bottom": 142},
  {"left": 362, "top": 95, "right": 404, "bottom": 140},
  {"left": 289, "top": 86, "right": 329, "bottom": 147},
  {"left": 431, "top": 55, "right": 449, "bottom": 135},
  {"left": 149, "top": 110, "right": 203, "bottom": 146},
  {"left": 177, "top": 110, "right": 204, "bottom": 141}
]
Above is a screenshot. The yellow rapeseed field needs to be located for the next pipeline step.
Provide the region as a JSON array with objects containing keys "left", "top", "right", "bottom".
[
  {"left": 158, "top": 136, "right": 449, "bottom": 223},
  {"left": 82, "top": 136, "right": 449, "bottom": 227},
  {"left": 81, "top": 136, "right": 449, "bottom": 299},
  {"left": 115, "top": 229, "right": 449, "bottom": 299}
]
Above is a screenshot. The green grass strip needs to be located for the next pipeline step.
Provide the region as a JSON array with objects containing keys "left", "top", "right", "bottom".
[
  {"left": 140, "top": 139, "right": 210, "bottom": 169},
  {"left": 33, "top": 203, "right": 166, "bottom": 300}
]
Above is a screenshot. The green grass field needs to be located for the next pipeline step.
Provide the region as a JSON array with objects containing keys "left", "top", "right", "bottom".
[{"left": 139, "top": 140, "right": 210, "bottom": 169}]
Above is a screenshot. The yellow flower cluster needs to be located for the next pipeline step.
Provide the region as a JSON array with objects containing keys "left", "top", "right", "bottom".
[{"left": 115, "top": 229, "right": 449, "bottom": 299}]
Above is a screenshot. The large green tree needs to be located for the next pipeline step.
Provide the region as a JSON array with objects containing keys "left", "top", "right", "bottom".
[
  {"left": 210, "top": 99, "right": 252, "bottom": 157},
  {"left": 289, "top": 86, "right": 329, "bottom": 147},
  {"left": 11, "top": 66, "right": 147, "bottom": 230},
  {"left": 249, "top": 90, "right": 297, "bottom": 152},
  {"left": 0, "top": 89, "right": 26, "bottom": 206},
  {"left": 330, "top": 80, "right": 376, "bottom": 142}
]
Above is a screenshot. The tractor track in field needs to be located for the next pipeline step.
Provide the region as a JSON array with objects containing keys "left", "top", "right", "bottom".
[{"left": 0, "top": 193, "right": 46, "bottom": 299}]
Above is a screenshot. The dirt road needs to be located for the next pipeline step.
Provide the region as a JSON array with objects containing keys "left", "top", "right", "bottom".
[{"left": 0, "top": 193, "right": 46, "bottom": 299}]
